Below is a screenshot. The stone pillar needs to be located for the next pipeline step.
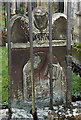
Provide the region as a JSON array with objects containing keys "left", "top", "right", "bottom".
[
  {"left": 71, "top": 1, "right": 78, "bottom": 27},
  {"left": 64, "top": 0, "right": 80, "bottom": 27}
]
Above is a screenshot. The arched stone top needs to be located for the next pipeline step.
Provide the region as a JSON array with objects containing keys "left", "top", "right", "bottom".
[
  {"left": 52, "top": 13, "right": 67, "bottom": 40},
  {"left": 11, "top": 15, "right": 29, "bottom": 43},
  {"left": 10, "top": 8, "right": 67, "bottom": 44},
  {"left": 52, "top": 13, "right": 67, "bottom": 23}
]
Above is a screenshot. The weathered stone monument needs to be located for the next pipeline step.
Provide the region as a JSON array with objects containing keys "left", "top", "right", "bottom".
[
  {"left": 72, "top": 11, "right": 81, "bottom": 70},
  {"left": 73, "top": 11, "right": 81, "bottom": 45},
  {"left": 10, "top": 6, "right": 67, "bottom": 109}
]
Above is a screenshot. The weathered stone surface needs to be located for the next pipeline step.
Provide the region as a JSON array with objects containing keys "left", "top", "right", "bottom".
[
  {"left": 1, "top": 101, "right": 81, "bottom": 119},
  {"left": 23, "top": 52, "right": 46, "bottom": 101},
  {"left": 32, "top": 12, "right": 67, "bottom": 44},
  {"left": 32, "top": 6, "right": 49, "bottom": 40},
  {"left": 33, "top": 6, "right": 49, "bottom": 31},
  {"left": 41, "top": 1, "right": 59, "bottom": 14},
  {"left": 64, "top": 1, "right": 79, "bottom": 27},
  {"left": 11, "top": 15, "right": 29, "bottom": 43},
  {"left": 73, "top": 11, "right": 81, "bottom": 44},
  {"left": 11, "top": 8, "right": 67, "bottom": 44},
  {"left": 23, "top": 52, "right": 66, "bottom": 105},
  {"left": 11, "top": 46, "right": 66, "bottom": 108},
  {"left": 71, "top": 2, "right": 78, "bottom": 27},
  {"left": 10, "top": 7, "right": 67, "bottom": 108},
  {"left": 52, "top": 13, "right": 67, "bottom": 40},
  {"left": 72, "top": 11, "right": 81, "bottom": 68}
]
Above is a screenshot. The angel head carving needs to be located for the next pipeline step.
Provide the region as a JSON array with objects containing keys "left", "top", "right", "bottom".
[{"left": 33, "top": 7, "right": 49, "bottom": 31}]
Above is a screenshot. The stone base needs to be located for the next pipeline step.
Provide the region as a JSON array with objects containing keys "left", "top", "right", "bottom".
[{"left": 1, "top": 101, "right": 81, "bottom": 120}]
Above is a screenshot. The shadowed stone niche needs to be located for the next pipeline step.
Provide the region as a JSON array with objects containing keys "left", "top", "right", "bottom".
[
  {"left": 52, "top": 13, "right": 67, "bottom": 40},
  {"left": 23, "top": 52, "right": 66, "bottom": 105},
  {"left": 11, "top": 15, "right": 29, "bottom": 43}
]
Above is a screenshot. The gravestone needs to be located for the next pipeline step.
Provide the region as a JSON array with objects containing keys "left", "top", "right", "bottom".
[{"left": 10, "top": 6, "right": 67, "bottom": 109}]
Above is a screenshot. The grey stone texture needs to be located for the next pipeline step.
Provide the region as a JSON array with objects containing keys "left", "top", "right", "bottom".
[
  {"left": 11, "top": 15, "right": 29, "bottom": 43},
  {"left": 23, "top": 52, "right": 66, "bottom": 105},
  {"left": 11, "top": 7, "right": 67, "bottom": 44},
  {"left": 10, "top": 6, "right": 67, "bottom": 109},
  {"left": 52, "top": 13, "right": 67, "bottom": 40},
  {"left": 1, "top": 101, "right": 81, "bottom": 119},
  {"left": 73, "top": 11, "right": 81, "bottom": 44}
]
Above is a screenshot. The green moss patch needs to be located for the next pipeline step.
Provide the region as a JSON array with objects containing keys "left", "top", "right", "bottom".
[{"left": 73, "top": 42, "right": 81, "bottom": 49}]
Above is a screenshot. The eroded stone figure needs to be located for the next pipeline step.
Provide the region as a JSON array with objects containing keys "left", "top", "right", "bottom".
[
  {"left": 23, "top": 52, "right": 66, "bottom": 105},
  {"left": 33, "top": 6, "right": 49, "bottom": 31}
]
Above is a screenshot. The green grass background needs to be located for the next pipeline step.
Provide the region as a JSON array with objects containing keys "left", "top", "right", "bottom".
[
  {"left": 72, "top": 72, "right": 81, "bottom": 98},
  {"left": 0, "top": 3, "right": 6, "bottom": 28},
  {"left": 0, "top": 47, "right": 2, "bottom": 105},
  {"left": 1, "top": 47, "right": 8, "bottom": 105}
]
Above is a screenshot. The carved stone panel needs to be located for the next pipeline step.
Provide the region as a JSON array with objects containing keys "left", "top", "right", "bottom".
[{"left": 23, "top": 52, "right": 66, "bottom": 104}]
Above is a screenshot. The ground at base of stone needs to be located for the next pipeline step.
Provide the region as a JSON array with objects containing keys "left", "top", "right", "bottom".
[{"left": 0, "top": 101, "right": 81, "bottom": 120}]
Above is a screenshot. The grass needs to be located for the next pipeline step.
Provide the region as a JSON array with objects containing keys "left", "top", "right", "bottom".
[
  {"left": 0, "top": 3, "right": 7, "bottom": 29},
  {"left": 1, "top": 46, "right": 81, "bottom": 106},
  {"left": 2, "top": 46, "right": 8, "bottom": 105},
  {"left": 72, "top": 72, "right": 81, "bottom": 98},
  {"left": 0, "top": 47, "right": 2, "bottom": 105}
]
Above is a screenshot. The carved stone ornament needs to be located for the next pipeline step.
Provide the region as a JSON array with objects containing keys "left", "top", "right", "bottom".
[{"left": 33, "top": 6, "right": 49, "bottom": 31}]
